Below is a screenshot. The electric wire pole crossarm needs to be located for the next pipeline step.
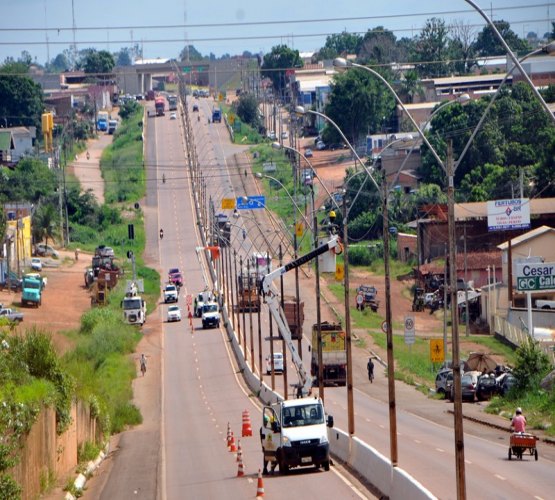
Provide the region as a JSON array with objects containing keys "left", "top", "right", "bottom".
[{"left": 261, "top": 235, "right": 343, "bottom": 397}]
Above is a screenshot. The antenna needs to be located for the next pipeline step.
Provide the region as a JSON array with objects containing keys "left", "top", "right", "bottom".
[
  {"left": 44, "top": 0, "right": 50, "bottom": 64},
  {"left": 71, "top": 0, "right": 77, "bottom": 69}
]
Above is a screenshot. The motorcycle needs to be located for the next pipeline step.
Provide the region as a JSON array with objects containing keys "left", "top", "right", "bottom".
[{"left": 159, "top": 229, "right": 164, "bottom": 240}]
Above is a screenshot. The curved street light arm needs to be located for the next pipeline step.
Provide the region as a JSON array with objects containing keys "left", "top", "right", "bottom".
[
  {"left": 348, "top": 61, "right": 446, "bottom": 172},
  {"left": 464, "top": 0, "right": 555, "bottom": 126}
]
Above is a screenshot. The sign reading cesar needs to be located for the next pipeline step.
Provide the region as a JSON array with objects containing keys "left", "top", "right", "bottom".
[{"left": 516, "top": 262, "right": 555, "bottom": 291}]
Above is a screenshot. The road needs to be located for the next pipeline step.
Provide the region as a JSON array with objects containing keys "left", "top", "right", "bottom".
[{"left": 82, "top": 96, "right": 554, "bottom": 500}]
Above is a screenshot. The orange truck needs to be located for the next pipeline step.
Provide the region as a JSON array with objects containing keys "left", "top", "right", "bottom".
[{"left": 311, "top": 322, "right": 346, "bottom": 387}]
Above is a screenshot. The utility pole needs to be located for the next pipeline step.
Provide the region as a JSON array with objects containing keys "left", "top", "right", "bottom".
[
  {"left": 313, "top": 186, "right": 324, "bottom": 401},
  {"left": 447, "top": 141, "right": 467, "bottom": 500}
]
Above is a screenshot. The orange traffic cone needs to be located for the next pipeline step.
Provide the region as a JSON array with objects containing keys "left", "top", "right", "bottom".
[
  {"left": 242, "top": 409, "right": 253, "bottom": 437},
  {"left": 237, "top": 452, "right": 245, "bottom": 477},
  {"left": 236, "top": 439, "right": 243, "bottom": 462},
  {"left": 256, "top": 469, "right": 265, "bottom": 497},
  {"left": 229, "top": 432, "right": 237, "bottom": 452},
  {"left": 226, "top": 422, "right": 231, "bottom": 445}
]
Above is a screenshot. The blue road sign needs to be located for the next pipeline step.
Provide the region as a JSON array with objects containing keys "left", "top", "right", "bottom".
[{"left": 236, "top": 195, "right": 265, "bottom": 210}]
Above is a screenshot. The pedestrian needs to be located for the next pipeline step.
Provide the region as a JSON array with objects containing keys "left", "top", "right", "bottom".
[
  {"left": 510, "top": 407, "right": 527, "bottom": 433},
  {"left": 140, "top": 354, "right": 147, "bottom": 376},
  {"left": 367, "top": 357, "right": 374, "bottom": 383},
  {"left": 244, "top": 169, "right": 247, "bottom": 178}
]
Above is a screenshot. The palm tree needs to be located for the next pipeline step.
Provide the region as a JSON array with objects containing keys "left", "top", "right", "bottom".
[
  {"left": 398, "top": 70, "right": 424, "bottom": 104},
  {"left": 32, "top": 204, "right": 58, "bottom": 248}
]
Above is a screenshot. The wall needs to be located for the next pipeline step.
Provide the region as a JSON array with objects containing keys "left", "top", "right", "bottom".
[{"left": 10, "top": 401, "right": 101, "bottom": 500}]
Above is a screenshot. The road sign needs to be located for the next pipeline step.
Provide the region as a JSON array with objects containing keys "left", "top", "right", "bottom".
[
  {"left": 295, "top": 222, "right": 304, "bottom": 237},
  {"left": 236, "top": 195, "right": 265, "bottom": 210},
  {"left": 381, "top": 321, "right": 388, "bottom": 334},
  {"left": 356, "top": 293, "right": 364, "bottom": 306},
  {"left": 516, "top": 261, "right": 555, "bottom": 292},
  {"left": 221, "top": 198, "right": 236, "bottom": 209},
  {"left": 404, "top": 315, "right": 415, "bottom": 345},
  {"left": 430, "top": 339, "right": 445, "bottom": 363},
  {"left": 335, "top": 263, "right": 344, "bottom": 281},
  {"left": 186, "top": 294, "right": 192, "bottom": 306}
]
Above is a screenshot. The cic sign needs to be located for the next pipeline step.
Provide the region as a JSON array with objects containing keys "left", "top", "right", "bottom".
[{"left": 516, "top": 262, "right": 555, "bottom": 292}]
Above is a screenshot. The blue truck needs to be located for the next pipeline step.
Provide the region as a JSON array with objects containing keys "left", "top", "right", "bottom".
[{"left": 212, "top": 108, "right": 222, "bottom": 123}]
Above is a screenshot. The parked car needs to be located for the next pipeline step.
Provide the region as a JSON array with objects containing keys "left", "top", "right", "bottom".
[
  {"left": 435, "top": 368, "right": 453, "bottom": 396},
  {"left": 302, "top": 170, "right": 313, "bottom": 186},
  {"left": 265, "top": 352, "right": 284, "bottom": 374},
  {"left": 95, "top": 245, "right": 114, "bottom": 258},
  {"left": 449, "top": 371, "right": 481, "bottom": 402},
  {"left": 192, "top": 104, "right": 199, "bottom": 112},
  {"left": 476, "top": 374, "right": 498, "bottom": 401},
  {"left": 167, "top": 305, "right": 182, "bottom": 322},
  {"left": 0, "top": 308, "right": 24, "bottom": 322},
  {"left": 35, "top": 244, "right": 59, "bottom": 258},
  {"left": 170, "top": 112, "right": 177, "bottom": 120},
  {"left": 316, "top": 140, "right": 326, "bottom": 150},
  {"left": 267, "top": 131, "right": 276, "bottom": 140},
  {"left": 31, "top": 258, "right": 42, "bottom": 271},
  {"left": 497, "top": 373, "right": 517, "bottom": 396},
  {"left": 281, "top": 131, "right": 289, "bottom": 140},
  {"left": 304, "top": 148, "right": 313, "bottom": 158}
]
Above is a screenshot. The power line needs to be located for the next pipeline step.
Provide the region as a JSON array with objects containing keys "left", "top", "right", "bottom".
[{"left": 0, "top": 4, "right": 549, "bottom": 32}]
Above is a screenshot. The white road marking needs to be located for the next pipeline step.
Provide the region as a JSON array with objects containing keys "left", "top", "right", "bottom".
[
  {"left": 494, "top": 474, "right": 506, "bottom": 481},
  {"left": 414, "top": 439, "right": 421, "bottom": 444},
  {"left": 331, "top": 467, "right": 369, "bottom": 499},
  {"left": 465, "top": 460, "right": 472, "bottom": 464},
  {"left": 435, "top": 448, "right": 444, "bottom": 453}
]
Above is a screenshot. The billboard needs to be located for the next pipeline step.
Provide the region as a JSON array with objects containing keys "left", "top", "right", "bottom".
[{"left": 487, "top": 198, "right": 530, "bottom": 231}]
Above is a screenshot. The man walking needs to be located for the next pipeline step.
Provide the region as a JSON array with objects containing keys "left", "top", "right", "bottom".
[{"left": 367, "top": 357, "right": 374, "bottom": 383}]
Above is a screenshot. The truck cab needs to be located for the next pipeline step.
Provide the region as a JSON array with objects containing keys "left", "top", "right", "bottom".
[
  {"left": 211, "top": 108, "right": 222, "bottom": 123},
  {"left": 201, "top": 302, "right": 220, "bottom": 329},
  {"left": 122, "top": 295, "right": 147, "bottom": 325},
  {"left": 261, "top": 397, "right": 333, "bottom": 474},
  {"left": 22, "top": 275, "right": 43, "bottom": 307}
]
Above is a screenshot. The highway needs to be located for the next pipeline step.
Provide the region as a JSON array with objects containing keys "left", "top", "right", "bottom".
[{"left": 83, "top": 94, "right": 554, "bottom": 500}]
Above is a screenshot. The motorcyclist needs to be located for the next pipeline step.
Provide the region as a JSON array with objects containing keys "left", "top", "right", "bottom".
[
  {"left": 510, "top": 407, "right": 527, "bottom": 433},
  {"left": 159, "top": 229, "right": 164, "bottom": 240},
  {"left": 162, "top": 173, "right": 166, "bottom": 184}
]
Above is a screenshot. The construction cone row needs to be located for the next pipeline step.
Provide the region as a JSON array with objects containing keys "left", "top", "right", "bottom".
[
  {"left": 228, "top": 432, "right": 237, "bottom": 452},
  {"left": 242, "top": 409, "right": 253, "bottom": 437},
  {"left": 236, "top": 440, "right": 242, "bottom": 462},
  {"left": 256, "top": 469, "right": 265, "bottom": 497},
  {"left": 226, "top": 422, "right": 232, "bottom": 447}
]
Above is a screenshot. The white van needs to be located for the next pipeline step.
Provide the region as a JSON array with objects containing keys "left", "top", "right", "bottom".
[{"left": 265, "top": 352, "right": 284, "bottom": 374}]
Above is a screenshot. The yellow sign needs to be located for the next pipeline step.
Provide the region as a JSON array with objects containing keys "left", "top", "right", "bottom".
[
  {"left": 335, "top": 263, "right": 344, "bottom": 281},
  {"left": 295, "top": 222, "right": 304, "bottom": 238},
  {"left": 218, "top": 92, "right": 224, "bottom": 101},
  {"left": 430, "top": 339, "right": 445, "bottom": 363},
  {"left": 228, "top": 113, "right": 235, "bottom": 125},
  {"left": 221, "top": 198, "right": 236, "bottom": 209}
]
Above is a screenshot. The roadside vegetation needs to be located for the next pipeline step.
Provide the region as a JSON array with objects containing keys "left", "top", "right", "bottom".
[{"left": 0, "top": 101, "right": 159, "bottom": 498}]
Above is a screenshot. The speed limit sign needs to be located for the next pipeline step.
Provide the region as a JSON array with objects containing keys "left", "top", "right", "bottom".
[{"left": 356, "top": 293, "right": 364, "bottom": 306}]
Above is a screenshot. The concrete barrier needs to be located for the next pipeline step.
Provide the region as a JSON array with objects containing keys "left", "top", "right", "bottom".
[
  {"left": 352, "top": 436, "right": 392, "bottom": 498},
  {"left": 391, "top": 466, "right": 436, "bottom": 500}
]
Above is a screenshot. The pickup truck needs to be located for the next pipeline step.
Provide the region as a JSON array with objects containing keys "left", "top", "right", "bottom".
[
  {"left": 536, "top": 299, "right": 555, "bottom": 310},
  {"left": 0, "top": 308, "right": 24, "bottom": 322},
  {"left": 163, "top": 284, "right": 179, "bottom": 303},
  {"left": 201, "top": 302, "right": 220, "bottom": 329}
]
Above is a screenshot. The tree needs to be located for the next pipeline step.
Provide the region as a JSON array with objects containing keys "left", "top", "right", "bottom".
[
  {"left": 397, "top": 70, "right": 424, "bottom": 104},
  {"left": 32, "top": 203, "right": 58, "bottom": 247},
  {"left": 413, "top": 18, "right": 451, "bottom": 78},
  {"left": 323, "top": 69, "right": 395, "bottom": 147},
  {"left": 0, "top": 159, "right": 57, "bottom": 204},
  {"left": 82, "top": 49, "right": 115, "bottom": 74},
  {"left": 235, "top": 93, "right": 260, "bottom": 128},
  {"left": 316, "top": 31, "right": 362, "bottom": 61},
  {"left": 0, "top": 68, "right": 43, "bottom": 128},
  {"left": 449, "top": 20, "right": 477, "bottom": 74},
  {"left": 47, "top": 52, "right": 70, "bottom": 73},
  {"left": 512, "top": 337, "right": 551, "bottom": 395},
  {"left": 261, "top": 45, "right": 303, "bottom": 96},
  {"left": 115, "top": 47, "right": 133, "bottom": 66},
  {"left": 472, "top": 20, "right": 530, "bottom": 57},
  {"left": 179, "top": 45, "right": 204, "bottom": 61},
  {"left": 357, "top": 27, "right": 398, "bottom": 65}
]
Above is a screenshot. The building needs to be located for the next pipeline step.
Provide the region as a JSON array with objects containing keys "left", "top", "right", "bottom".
[
  {"left": 1, "top": 127, "right": 36, "bottom": 162},
  {"left": 0, "top": 130, "right": 15, "bottom": 164}
]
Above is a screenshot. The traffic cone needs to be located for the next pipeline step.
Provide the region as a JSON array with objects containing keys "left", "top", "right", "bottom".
[
  {"left": 242, "top": 409, "right": 253, "bottom": 437},
  {"left": 236, "top": 439, "right": 242, "bottom": 462},
  {"left": 256, "top": 469, "right": 265, "bottom": 497},
  {"left": 229, "top": 432, "right": 237, "bottom": 452},
  {"left": 237, "top": 452, "right": 245, "bottom": 477},
  {"left": 226, "top": 422, "right": 231, "bottom": 447}
]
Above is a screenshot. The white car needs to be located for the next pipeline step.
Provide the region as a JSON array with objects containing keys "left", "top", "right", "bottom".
[
  {"left": 167, "top": 305, "right": 182, "bottom": 322},
  {"left": 170, "top": 112, "right": 177, "bottom": 120},
  {"left": 266, "top": 352, "right": 284, "bottom": 374},
  {"left": 31, "top": 258, "right": 42, "bottom": 271},
  {"left": 281, "top": 131, "right": 289, "bottom": 140}
]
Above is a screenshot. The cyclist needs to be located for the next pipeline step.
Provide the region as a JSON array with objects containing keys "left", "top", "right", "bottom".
[
  {"left": 159, "top": 229, "right": 164, "bottom": 240},
  {"left": 140, "top": 354, "right": 147, "bottom": 376}
]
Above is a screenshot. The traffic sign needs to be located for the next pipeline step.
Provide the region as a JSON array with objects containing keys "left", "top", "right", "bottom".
[
  {"left": 335, "top": 263, "right": 344, "bottom": 281},
  {"left": 221, "top": 198, "right": 236, "bottom": 209},
  {"left": 356, "top": 293, "right": 364, "bottom": 306},
  {"left": 236, "top": 195, "right": 265, "bottom": 210},
  {"left": 295, "top": 222, "right": 304, "bottom": 237},
  {"left": 381, "top": 321, "right": 388, "bottom": 333},
  {"left": 404, "top": 315, "right": 415, "bottom": 345},
  {"left": 430, "top": 339, "right": 445, "bottom": 363}
]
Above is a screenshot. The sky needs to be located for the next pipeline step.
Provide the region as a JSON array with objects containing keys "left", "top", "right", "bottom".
[{"left": 0, "top": 0, "right": 554, "bottom": 65}]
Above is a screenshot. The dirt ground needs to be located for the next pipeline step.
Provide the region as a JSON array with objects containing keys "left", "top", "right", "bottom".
[{"left": 0, "top": 250, "right": 92, "bottom": 354}]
